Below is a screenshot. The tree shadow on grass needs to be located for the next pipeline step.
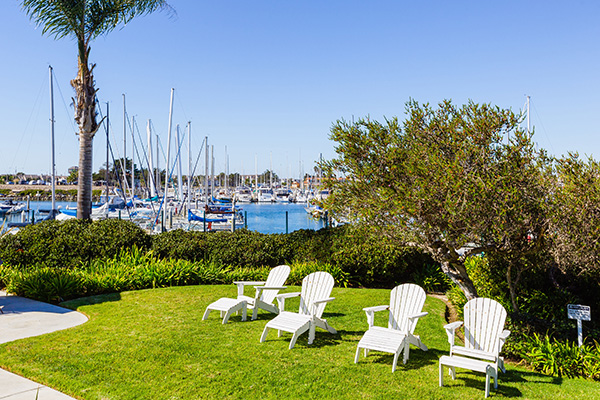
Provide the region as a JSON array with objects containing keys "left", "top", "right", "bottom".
[
  {"left": 61, "top": 292, "right": 122, "bottom": 309},
  {"left": 437, "top": 360, "right": 564, "bottom": 398},
  {"left": 356, "top": 347, "right": 447, "bottom": 371}
]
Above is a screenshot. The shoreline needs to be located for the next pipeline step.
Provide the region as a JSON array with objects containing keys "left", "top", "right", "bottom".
[{"left": 0, "top": 184, "right": 103, "bottom": 201}]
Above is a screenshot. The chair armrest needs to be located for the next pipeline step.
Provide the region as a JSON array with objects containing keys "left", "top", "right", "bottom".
[
  {"left": 275, "top": 292, "right": 301, "bottom": 312},
  {"left": 313, "top": 297, "right": 335, "bottom": 305},
  {"left": 498, "top": 329, "right": 511, "bottom": 352},
  {"left": 233, "top": 281, "right": 266, "bottom": 297},
  {"left": 255, "top": 286, "right": 287, "bottom": 291},
  {"left": 443, "top": 321, "right": 463, "bottom": 349},
  {"left": 363, "top": 305, "right": 389, "bottom": 313},
  {"left": 311, "top": 297, "right": 335, "bottom": 316},
  {"left": 254, "top": 286, "right": 287, "bottom": 301},
  {"left": 443, "top": 321, "right": 463, "bottom": 331},
  {"left": 408, "top": 311, "right": 428, "bottom": 320},
  {"left": 276, "top": 292, "right": 302, "bottom": 299},
  {"left": 362, "top": 305, "right": 389, "bottom": 327}
]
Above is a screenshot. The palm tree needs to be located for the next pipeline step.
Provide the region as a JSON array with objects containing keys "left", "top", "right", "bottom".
[{"left": 21, "top": 0, "right": 172, "bottom": 219}]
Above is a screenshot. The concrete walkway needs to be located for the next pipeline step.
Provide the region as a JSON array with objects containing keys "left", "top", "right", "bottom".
[{"left": 0, "top": 292, "right": 88, "bottom": 399}]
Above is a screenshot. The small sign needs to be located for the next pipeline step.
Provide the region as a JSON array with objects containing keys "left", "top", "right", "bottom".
[{"left": 568, "top": 304, "right": 591, "bottom": 321}]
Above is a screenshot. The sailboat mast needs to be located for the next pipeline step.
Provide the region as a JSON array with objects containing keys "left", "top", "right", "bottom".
[
  {"left": 106, "top": 103, "right": 110, "bottom": 204},
  {"left": 123, "top": 94, "right": 127, "bottom": 197},
  {"left": 225, "top": 146, "right": 228, "bottom": 192},
  {"left": 49, "top": 66, "right": 56, "bottom": 211},
  {"left": 163, "top": 88, "right": 175, "bottom": 225},
  {"left": 270, "top": 152, "right": 273, "bottom": 187},
  {"left": 211, "top": 145, "right": 214, "bottom": 201},
  {"left": 131, "top": 116, "right": 135, "bottom": 197},
  {"left": 526, "top": 95, "right": 531, "bottom": 135},
  {"left": 187, "top": 121, "right": 191, "bottom": 210},
  {"left": 204, "top": 136, "right": 209, "bottom": 206},
  {"left": 176, "top": 124, "right": 183, "bottom": 202},
  {"left": 156, "top": 133, "right": 160, "bottom": 195},
  {"left": 147, "top": 120, "right": 155, "bottom": 197}
]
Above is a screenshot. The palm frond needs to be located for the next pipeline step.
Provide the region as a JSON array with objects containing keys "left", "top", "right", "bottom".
[{"left": 21, "top": 0, "right": 173, "bottom": 42}]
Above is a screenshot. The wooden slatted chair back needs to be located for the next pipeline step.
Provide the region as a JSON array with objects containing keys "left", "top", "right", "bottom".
[
  {"left": 388, "top": 283, "right": 426, "bottom": 333},
  {"left": 299, "top": 271, "right": 334, "bottom": 318},
  {"left": 261, "top": 264, "right": 291, "bottom": 305},
  {"left": 463, "top": 298, "right": 507, "bottom": 355}
]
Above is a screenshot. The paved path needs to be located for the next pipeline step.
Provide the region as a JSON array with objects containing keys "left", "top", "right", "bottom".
[{"left": 0, "top": 293, "right": 88, "bottom": 399}]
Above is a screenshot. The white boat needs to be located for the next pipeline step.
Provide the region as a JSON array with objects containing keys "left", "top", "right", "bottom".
[
  {"left": 304, "top": 204, "right": 325, "bottom": 219},
  {"left": 257, "top": 187, "right": 275, "bottom": 203},
  {"left": 0, "top": 201, "right": 25, "bottom": 214},
  {"left": 275, "top": 188, "right": 291, "bottom": 203},
  {"left": 234, "top": 186, "right": 253, "bottom": 203},
  {"left": 187, "top": 208, "right": 244, "bottom": 231}
]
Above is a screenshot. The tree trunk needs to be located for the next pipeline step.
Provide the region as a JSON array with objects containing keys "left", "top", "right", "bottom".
[
  {"left": 77, "top": 131, "right": 93, "bottom": 219},
  {"left": 440, "top": 260, "right": 479, "bottom": 300},
  {"left": 506, "top": 262, "right": 521, "bottom": 313},
  {"left": 72, "top": 47, "right": 99, "bottom": 220}
]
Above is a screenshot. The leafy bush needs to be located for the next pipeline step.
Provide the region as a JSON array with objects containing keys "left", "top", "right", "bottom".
[
  {"left": 0, "top": 219, "right": 151, "bottom": 268},
  {"left": 1, "top": 221, "right": 440, "bottom": 302},
  {"left": 522, "top": 333, "right": 600, "bottom": 380},
  {"left": 412, "top": 263, "right": 452, "bottom": 293},
  {"left": 288, "top": 261, "right": 350, "bottom": 288},
  {"left": 6, "top": 266, "right": 85, "bottom": 303},
  {"left": 151, "top": 225, "right": 434, "bottom": 288}
]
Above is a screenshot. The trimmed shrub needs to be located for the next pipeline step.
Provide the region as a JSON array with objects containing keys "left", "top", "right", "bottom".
[{"left": 0, "top": 219, "right": 151, "bottom": 268}]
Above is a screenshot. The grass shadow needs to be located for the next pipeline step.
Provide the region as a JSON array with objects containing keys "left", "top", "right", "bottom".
[{"left": 60, "top": 292, "right": 122, "bottom": 309}]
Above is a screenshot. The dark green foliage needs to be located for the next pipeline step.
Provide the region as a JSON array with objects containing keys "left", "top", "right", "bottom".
[
  {"left": 521, "top": 334, "right": 600, "bottom": 380},
  {"left": 151, "top": 229, "right": 289, "bottom": 267},
  {"left": 6, "top": 267, "right": 85, "bottom": 303},
  {"left": 327, "top": 225, "right": 432, "bottom": 287},
  {"left": 412, "top": 263, "right": 452, "bottom": 293},
  {"left": 151, "top": 225, "right": 434, "bottom": 288},
  {"left": 0, "top": 219, "right": 151, "bottom": 268},
  {"left": 2, "top": 249, "right": 352, "bottom": 303},
  {"left": 446, "top": 254, "right": 600, "bottom": 360}
]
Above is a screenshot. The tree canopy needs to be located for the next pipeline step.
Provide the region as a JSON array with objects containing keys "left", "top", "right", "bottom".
[{"left": 322, "top": 100, "right": 551, "bottom": 301}]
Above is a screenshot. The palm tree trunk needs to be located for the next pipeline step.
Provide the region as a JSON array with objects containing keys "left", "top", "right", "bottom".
[
  {"left": 73, "top": 47, "right": 99, "bottom": 220},
  {"left": 77, "top": 130, "right": 93, "bottom": 219}
]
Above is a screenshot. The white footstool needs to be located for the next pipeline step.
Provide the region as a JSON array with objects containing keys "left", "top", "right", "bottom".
[
  {"left": 203, "top": 298, "right": 247, "bottom": 324},
  {"left": 439, "top": 355, "right": 498, "bottom": 398}
]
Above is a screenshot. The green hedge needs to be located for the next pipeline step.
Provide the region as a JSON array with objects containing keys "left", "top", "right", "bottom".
[
  {"left": 0, "top": 219, "right": 151, "bottom": 269},
  {"left": 0, "top": 220, "right": 435, "bottom": 292},
  {"left": 151, "top": 225, "right": 434, "bottom": 288},
  {"left": 0, "top": 247, "right": 351, "bottom": 303}
]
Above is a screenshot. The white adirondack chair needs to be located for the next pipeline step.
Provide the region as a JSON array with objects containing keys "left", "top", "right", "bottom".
[
  {"left": 259, "top": 271, "right": 337, "bottom": 349},
  {"left": 354, "top": 283, "right": 429, "bottom": 372},
  {"left": 203, "top": 264, "right": 290, "bottom": 324},
  {"left": 439, "top": 297, "right": 511, "bottom": 398}
]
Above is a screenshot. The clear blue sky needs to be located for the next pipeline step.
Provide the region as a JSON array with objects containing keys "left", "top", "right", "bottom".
[{"left": 1, "top": 1, "right": 599, "bottom": 178}]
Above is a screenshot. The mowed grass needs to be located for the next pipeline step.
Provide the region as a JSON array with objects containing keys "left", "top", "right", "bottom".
[{"left": 0, "top": 285, "right": 597, "bottom": 399}]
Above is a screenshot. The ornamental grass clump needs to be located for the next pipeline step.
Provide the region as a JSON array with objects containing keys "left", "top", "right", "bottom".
[{"left": 523, "top": 333, "right": 600, "bottom": 380}]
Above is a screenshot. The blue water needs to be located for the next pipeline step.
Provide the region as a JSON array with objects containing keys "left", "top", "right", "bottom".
[{"left": 1, "top": 201, "right": 324, "bottom": 234}]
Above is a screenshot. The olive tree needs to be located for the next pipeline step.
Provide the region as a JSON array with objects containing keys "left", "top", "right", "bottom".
[
  {"left": 550, "top": 154, "right": 600, "bottom": 279},
  {"left": 322, "top": 100, "right": 551, "bottom": 303}
]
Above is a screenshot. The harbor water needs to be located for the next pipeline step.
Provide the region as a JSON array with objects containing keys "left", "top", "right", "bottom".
[{"left": 1, "top": 201, "right": 325, "bottom": 234}]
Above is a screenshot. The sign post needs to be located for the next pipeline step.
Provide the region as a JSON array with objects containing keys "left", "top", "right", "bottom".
[{"left": 567, "top": 304, "right": 591, "bottom": 347}]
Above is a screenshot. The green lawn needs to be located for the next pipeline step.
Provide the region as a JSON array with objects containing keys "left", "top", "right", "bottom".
[{"left": 0, "top": 285, "right": 597, "bottom": 399}]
